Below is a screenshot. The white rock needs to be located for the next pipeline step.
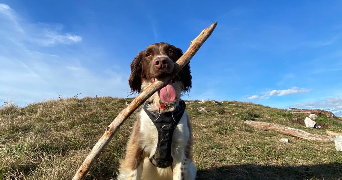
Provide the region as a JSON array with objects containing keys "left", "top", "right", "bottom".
[
  {"left": 335, "top": 135, "right": 342, "bottom": 151},
  {"left": 309, "top": 114, "right": 318, "bottom": 120},
  {"left": 197, "top": 107, "right": 207, "bottom": 113},
  {"left": 304, "top": 117, "right": 317, "bottom": 128},
  {"left": 280, "top": 138, "right": 289, "bottom": 143}
]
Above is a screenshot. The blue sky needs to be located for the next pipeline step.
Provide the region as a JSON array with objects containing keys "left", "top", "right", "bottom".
[{"left": 1, "top": 0, "right": 342, "bottom": 116}]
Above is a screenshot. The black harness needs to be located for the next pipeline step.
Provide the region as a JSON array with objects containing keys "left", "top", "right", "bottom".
[{"left": 143, "top": 100, "right": 186, "bottom": 168}]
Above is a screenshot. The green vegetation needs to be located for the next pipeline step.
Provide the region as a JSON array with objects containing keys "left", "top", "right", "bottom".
[{"left": 1, "top": 97, "right": 341, "bottom": 180}]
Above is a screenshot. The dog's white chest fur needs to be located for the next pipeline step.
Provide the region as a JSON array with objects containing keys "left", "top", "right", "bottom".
[
  {"left": 119, "top": 42, "right": 196, "bottom": 180},
  {"left": 139, "top": 109, "right": 190, "bottom": 159}
]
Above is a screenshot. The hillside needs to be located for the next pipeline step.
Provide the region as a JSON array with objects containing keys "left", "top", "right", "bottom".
[{"left": 1, "top": 97, "right": 342, "bottom": 180}]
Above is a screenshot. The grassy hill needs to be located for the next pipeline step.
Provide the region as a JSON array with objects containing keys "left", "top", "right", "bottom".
[{"left": 1, "top": 97, "right": 342, "bottom": 180}]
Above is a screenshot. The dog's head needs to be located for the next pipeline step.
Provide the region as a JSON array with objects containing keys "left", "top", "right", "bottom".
[{"left": 129, "top": 42, "right": 191, "bottom": 112}]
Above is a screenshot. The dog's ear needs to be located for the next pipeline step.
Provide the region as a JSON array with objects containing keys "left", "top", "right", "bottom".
[
  {"left": 180, "top": 63, "right": 192, "bottom": 92},
  {"left": 175, "top": 47, "right": 192, "bottom": 92},
  {"left": 175, "top": 47, "right": 183, "bottom": 60},
  {"left": 128, "top": 51, "right": 143, "bottom": 93}
]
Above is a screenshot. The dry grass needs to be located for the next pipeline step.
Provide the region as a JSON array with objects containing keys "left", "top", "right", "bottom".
[{"left": 0, "top": 97, "right": 341, "bottom": 180}]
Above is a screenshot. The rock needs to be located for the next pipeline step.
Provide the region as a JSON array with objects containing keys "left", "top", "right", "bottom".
[
  {"left": 197, "top": 107, "right": 207, "bottom": 113},
  {"left": 304, "top": 117, "right": 317, "bottom": 128},
  {"left": 211, "top": 100, "right": 219, "bottom": 104},
  {"left": 309, "top": 114, "right": 318, "bottom": 120},
  {"left": 335, "top": 135, "right": 342, "bottom": 151},
  {"left": 280, "top": 138, "right": 289, "bottom": 143}
]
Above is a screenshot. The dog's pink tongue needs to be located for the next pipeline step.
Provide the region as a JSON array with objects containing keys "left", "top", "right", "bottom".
[{"left": 159, "top": 83, "right": 176, "bottom": 103}]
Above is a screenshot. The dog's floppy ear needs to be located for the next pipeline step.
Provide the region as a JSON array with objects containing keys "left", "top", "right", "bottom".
[
  {"left": 180, "top": 63, "right": 192, "bottom": 92},
  {"left": 175, "top": 47, "right": 192, "bottom": 92},
  {"left": 128, "top": 51, "right": 143, "bottom": 93}
]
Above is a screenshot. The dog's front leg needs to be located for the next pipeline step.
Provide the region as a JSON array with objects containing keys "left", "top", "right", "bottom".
[
  {"left": 118, "top": 119, "right": 144, "bottom": 180},
  {"left": 172, "top": 141, "right": 196, "bottom": 180},
  {"left": 172, "top": 116, "right": 196, "bottom": 180},
  {"left": 117, "top": 163, "right": 142, "bottom": 180},
  {"left": 172, "top": 156, "right": 196, "bottom": 180}
]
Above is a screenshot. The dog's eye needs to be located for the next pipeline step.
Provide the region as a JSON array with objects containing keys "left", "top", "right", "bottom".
[{"left": 145, "top": 52, "right": 151, "bottom": 57}]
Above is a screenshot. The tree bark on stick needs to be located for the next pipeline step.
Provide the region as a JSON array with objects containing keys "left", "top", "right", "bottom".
[
  {"left": 244, "top": 120, "right": 335, "bottom": 142},
  {"left": 72, "top": 22, "right": 217, "bottom": 180}
]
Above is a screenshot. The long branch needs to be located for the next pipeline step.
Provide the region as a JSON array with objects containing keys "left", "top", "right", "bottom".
[
  {"left": 244, "top": 120, "right": 335, "bottom": 142},
  {"left": 72, "top": 22, "right": 217, "bottom": 180}
]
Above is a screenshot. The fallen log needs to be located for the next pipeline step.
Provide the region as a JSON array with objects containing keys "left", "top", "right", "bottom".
[
  {"left": 72, "top": 22, "right": 217, "bottom": 180},
  {"left": 244, "top": 120, "right": 335, "bottom": 142},
  {"left": 326, "top": 130, "right": 342, "bottom": 136}
]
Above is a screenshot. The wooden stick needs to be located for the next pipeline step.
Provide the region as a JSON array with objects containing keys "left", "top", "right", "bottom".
[
  {"left": 72, "top": 22, "right": 217, "bottom": 180},
  {"left": 326, "top": 130, "right": 342, "bottom": 136},
  {"left": 244, "top": 120, "right": 335, "bottom": 142}
]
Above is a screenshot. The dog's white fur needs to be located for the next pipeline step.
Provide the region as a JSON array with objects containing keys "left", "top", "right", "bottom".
[
  {"left": 118, "top": 80, "right": 196, "bottom": 180},
  {"left": 118, "top": 42, "right": 195, "bottom": 180}
]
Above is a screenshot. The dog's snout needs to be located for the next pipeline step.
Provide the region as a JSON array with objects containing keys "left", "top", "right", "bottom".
[{"left": 154, "top": 57, "right": 168, "bottom": 69}]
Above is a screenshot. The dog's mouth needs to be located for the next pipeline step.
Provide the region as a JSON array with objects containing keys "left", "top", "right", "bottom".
[{"left": 151, "top": 78, "right": 176, "bottom": 104}]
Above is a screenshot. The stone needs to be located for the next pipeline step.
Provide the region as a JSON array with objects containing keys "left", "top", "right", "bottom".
[
  {"left": 335, "top": 135, "right": 342, "bottom": 151},
  {"left": 280, "top": 138, "right": 289, "bottom": 143},
  {"left": 211, "top": 100, "right": 219, "bottom": 104},
  {"left": 304, "top": 117, "right": 317, "bottom": 128},
  {"left": 309, "top": 114, "right": 318, "bottom": 120},
  {"left": 197, "top": 107, "right": 207, "bottom": 113}
]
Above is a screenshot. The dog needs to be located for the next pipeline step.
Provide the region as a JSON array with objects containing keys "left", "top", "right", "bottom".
[{"left": 118, "top": 42, "right": 196, "bottom": 180}]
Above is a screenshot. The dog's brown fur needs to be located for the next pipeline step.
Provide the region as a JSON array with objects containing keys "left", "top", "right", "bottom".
[
  {"left": 119, "top": 117, "right": 144, "bottom": 172},
  {"left": 118, "top": 42, "right": 196, "bottom": 180}
]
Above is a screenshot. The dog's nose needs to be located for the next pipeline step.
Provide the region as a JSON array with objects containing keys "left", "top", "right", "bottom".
[{"left": 154, "top": 57, "right": 168, "bottom": 69}]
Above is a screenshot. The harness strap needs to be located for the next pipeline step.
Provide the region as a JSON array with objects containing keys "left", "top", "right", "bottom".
[{"left": 143, "top": 100, "right": 186, "bottom": 168}]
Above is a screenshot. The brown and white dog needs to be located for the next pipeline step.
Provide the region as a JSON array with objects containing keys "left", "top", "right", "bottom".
[{"left": 118, "top": 42, "right": 196, "bottom": 180}]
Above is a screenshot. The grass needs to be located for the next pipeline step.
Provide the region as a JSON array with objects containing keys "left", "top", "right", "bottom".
[{"left": 0, "top": 97, "right": 342, "bottom": 180}]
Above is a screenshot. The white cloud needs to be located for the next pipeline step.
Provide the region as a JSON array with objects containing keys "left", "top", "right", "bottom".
[
  {"left": 36, "top": 30, "right": 82, "bottom": 46},
  {"left": 0, "top": 4, "right": 15, "bottom": 19},
  {"left": 292, "top": 98, "right": 342, "bottom": 115},
  {"left": 247, "top": 95, "right": 269, "bottom": 100},
  {"left": 0, "top": 3, "right": 129, "bottom": 106},
  {"left": 248, "top": 87, "right": 311, "bottom": 100},
  {"left": 0, "top": 50, "right": 129, "bottom": 106},
  {"left": 247, "top": 95, "right": 259, "bottom": 100},
  {"left": 0, "top": 3, "right": 82, "bottom": 47},
  {"left": 268, "top": 87, "right": 311, "bottom": 96},
  {"left": 0, "top": 3, "right": 25, "bottom": 33}
]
